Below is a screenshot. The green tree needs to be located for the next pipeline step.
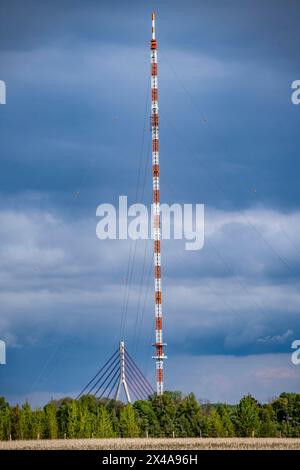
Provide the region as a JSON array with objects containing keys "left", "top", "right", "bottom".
[
  {"left": 234, "top": 395, "right": 260, "bottom": 437},
  {"left": 259, "top": 404, "right": 278, "bottom": 437},
  {"left": 272, "top": 393, "right": 300, "bottom": 437},
  {"left": 32, "top": 409, "right": 44, "bottom": 439},
  {"left": 65, "top": 400, "right": 79, "bottom": 438},
  {"left": 134, "top": 399, "right": 161, "bottom": 437},
  {"left": 209, "top": 409, "right": 224, "bottom": 437},
  {"left": 56, "top": 398, "right": 72, "bottom": 438},
  {"left": 2, "top": 391, "right": 300, "bottom": 440},
  {"left": 151, "top": 392, "right": 177, "bottom": 437},
  {"left": 10, "top": 405, "right": 21, "bottom": 440},
  {"left": 95, "top": 406, "right": 115, "bottom": 438},
  {"left": 0, "top": 398, "right": 11, "bottom": 440},
  {"left": 19, "top": 402, "right": 34, "bottom": 439},
  {"left": 119, "top": 404, "right": 140, "bottom": 437},
  {"left": 0, "top": 397, "right": 9, "bottom": 412},
  {"left": 109, "top": 405, "right": 122, "bottom": 436},
  {"left": 44, "top": 402, "right": 58, "bottom": 439},
  {"left": 216, "top": 404, "right": 235, "bottom": 437},
  {"left": 174, "top": 394, "right": 203, "bottom": 437},
  {"left": 79, "top": 395, "right": 98, "bottom": 413},
  {"left": 78, "top": 401, "right": 94, "bottom": 438}
]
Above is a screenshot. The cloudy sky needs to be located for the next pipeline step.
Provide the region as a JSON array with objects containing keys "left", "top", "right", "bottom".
[{"left": 0, "top": 0, "right": 300, "bottom": 405}]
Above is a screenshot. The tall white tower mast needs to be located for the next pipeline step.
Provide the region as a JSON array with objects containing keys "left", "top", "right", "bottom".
[{"left": 150, "top": 13, "right": 167, "bottom": 396}]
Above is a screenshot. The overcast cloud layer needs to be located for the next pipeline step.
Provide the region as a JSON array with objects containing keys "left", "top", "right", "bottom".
[{"left": 0, "top": 0, "right": 300, "bottom": 404}]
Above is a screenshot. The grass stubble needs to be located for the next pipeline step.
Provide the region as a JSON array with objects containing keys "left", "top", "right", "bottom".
[{"left": 0, "top": 438, "right": 300, "bottom": 450}]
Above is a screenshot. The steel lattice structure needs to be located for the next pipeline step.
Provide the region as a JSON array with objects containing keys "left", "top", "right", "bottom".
[
  {"left": 78, "top": 14, "right": 167, "bottom": 401},
  {"left": 150, "top": 13, "right": 167, "bottom": 396}
]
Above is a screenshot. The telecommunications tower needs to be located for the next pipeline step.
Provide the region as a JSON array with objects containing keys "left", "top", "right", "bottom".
[
  {"left": 150, "top": 13, "right": 167, "bottom": 395},
  {"left": 77, "top": 14, "right": 167, "bottom": 403}
]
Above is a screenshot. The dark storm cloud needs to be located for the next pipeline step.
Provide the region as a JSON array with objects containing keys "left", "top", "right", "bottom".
[
  {"left": 0, "top": 0, "right": 300, "bottom": 403},
  {"left": 1, "top": 0, "right": 299, "bottom": 210},
  {"left": 1, "top": 1, "right": 299, "bottom": 60},
  {"left": 0, "top": 206, "right": 299, "bottom": 400}
]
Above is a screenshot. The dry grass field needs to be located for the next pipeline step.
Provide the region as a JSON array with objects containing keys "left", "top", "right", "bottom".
[{"left": 1, "top": 438, "right": 300, "bottom": 450}]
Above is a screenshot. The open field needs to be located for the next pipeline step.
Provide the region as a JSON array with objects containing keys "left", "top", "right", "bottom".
[{"left": 1, "top": 438, "right": 300, "bottom": 450}]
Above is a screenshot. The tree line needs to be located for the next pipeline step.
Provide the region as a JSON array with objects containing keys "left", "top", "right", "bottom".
[{"left": 0, "top": 392, "right": 299, "bottom": 440}]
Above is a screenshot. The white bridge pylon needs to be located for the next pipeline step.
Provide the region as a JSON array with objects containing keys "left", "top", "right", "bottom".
[{"left": 115, "top": 341, "right": 131, "bottom": 403}]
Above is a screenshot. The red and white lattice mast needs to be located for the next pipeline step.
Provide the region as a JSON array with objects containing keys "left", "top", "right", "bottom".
[{"left": 150, "top": 12, "right": 167, "bottom": 396}]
